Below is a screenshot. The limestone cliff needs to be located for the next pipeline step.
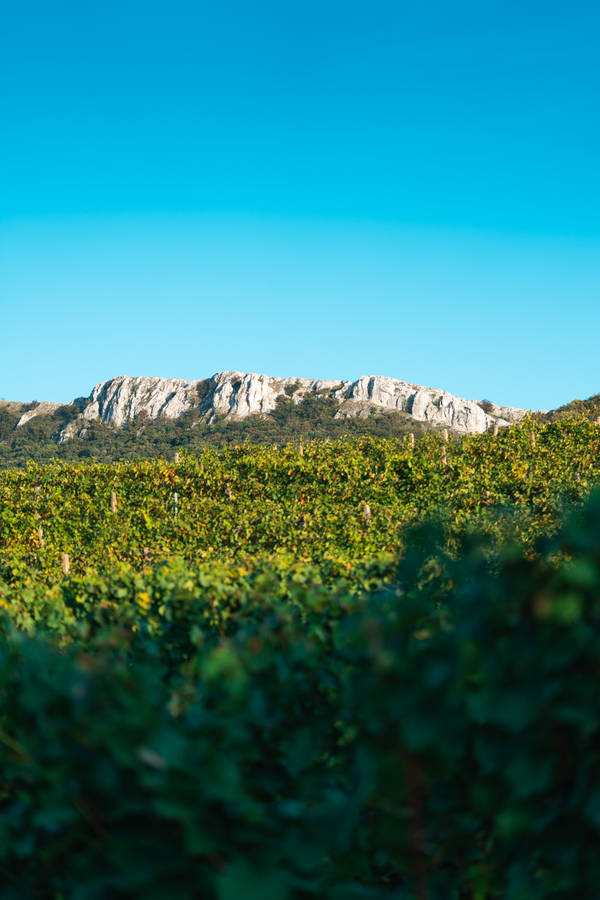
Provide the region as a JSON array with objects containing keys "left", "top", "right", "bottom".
[{"left": 28, "top": 371, "right": 529, "bottom": 441}]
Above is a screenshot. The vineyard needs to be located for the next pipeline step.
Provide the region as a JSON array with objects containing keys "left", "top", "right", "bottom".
[{"left": 2, "top": 420, "right": 600, "bottom": 897}]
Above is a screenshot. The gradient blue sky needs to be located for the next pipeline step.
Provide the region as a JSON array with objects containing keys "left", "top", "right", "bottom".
[{"left": 2, "top": 0, "right": 599, "bottom": 409}]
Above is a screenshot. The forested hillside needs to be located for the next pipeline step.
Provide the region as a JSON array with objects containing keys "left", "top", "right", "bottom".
[{"left": 0, "top": 396, "right": 434, "bottom": 469}]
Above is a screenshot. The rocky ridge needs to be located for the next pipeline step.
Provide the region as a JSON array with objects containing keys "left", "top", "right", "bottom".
[{"left": 15, "top": 372, "right": 530, "bottom": 440}]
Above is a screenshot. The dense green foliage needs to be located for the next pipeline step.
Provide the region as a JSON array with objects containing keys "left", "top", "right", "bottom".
[
  {"left": 2, "top": 420, "right": 598, "bottom": 577},
  {"left": 1, "top": 422, "right": 600, "bottom": 897}
]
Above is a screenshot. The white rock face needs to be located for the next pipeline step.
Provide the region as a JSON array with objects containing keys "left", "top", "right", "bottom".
[
  {"left": 16, "top": 401, "right": 62, "bottom": 427},
  {"left": 81, "top": 376, "right": 200, "bottom": 427},
  {"left": 338, "top": 375, "right": 416, "bottom": 411},
  {"left": 46, "top": 371, "right": 530, "bottom": 441},
  {"left": 410, "top": 389, "right": 490, "bottom": 432}
]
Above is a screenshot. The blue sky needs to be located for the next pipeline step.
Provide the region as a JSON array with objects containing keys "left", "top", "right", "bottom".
[{"left": 1, "top": 0, "right": 599, "bottom": 409}]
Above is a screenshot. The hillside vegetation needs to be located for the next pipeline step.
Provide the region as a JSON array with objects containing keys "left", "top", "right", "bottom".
[
  {"left": 541, "top": 392, "right": 600, "bottom": 423},
  {"left": 0, "top": 396, "right": 434, "bottom": 469},
  {"left": 1, "top": 420, "right": 600, "bottom": 897}
]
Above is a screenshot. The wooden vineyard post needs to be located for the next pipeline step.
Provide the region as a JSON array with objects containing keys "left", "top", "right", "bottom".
[
  {"left": 61, "top": 553, "right": 70, "bottom": 575},
  {"left": 363, "top": 502, "right": 371, "bottom": 523},
  {"left": 34, "top": 484, "right": 44, "bottom": 549},
  {"left": 34, "top": 511, "right": 44, "bottom": 548},
  {"left": 530, "top": 430, "right": 536, "bottom": 450},
  {"left": 442, "top": 428, "right": 449, "bottom": 443},
  {"left": 174, "top": 451, "right": 180, "bottom": 464},
  {"left": 110, "top": 491, "right": 118, "bottom": 513},
  {"left": 493, "top": 423, "right": 499, "bottom": 437},
  {"left": 441, "top": 444, "right": 447, "bottom": 467},
  {"left": 409, "top": 432, "right": 415, "bottom": 451}
]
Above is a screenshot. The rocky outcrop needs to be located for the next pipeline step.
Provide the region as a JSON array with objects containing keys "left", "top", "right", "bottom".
[
  {"left": 81, "top": 377, "right": 200, "bottom": 427},
  {"left": 41, "top": 371, "right": 530, "bottom": 441},
  {"left": 332, "top": 376, "right": 528, "bottom": 431},
  {"left": 16, "top": 401, "right": 62, "bottom": 427}
]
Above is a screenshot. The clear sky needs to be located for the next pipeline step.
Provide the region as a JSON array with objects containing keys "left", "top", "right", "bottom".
[{"left": 1, "top": 0, "right": 599, "bottom": 410}]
